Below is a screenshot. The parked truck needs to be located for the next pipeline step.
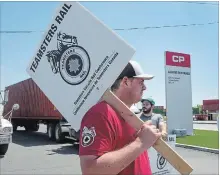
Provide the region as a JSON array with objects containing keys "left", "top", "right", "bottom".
[
  {"left": 0, "top": 90, "right": 19, "bottom": 156},
  {"left": 0, "top": 115, "right": 13, "bottom": 156},
  {"left": 2, "top": 78, "right": 80, "bottom": 143},
  {"left": 3, "top": 78, "right": 141, "bottom": 145}
]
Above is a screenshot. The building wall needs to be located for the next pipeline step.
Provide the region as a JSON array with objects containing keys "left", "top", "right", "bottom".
[{"left": 202, "top": 99, "right": 219, "bottom": 113}]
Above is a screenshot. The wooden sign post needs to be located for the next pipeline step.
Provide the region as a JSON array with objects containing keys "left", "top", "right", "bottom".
[{"left": 102, "top": 89, "right": 193, "bottom": 175}]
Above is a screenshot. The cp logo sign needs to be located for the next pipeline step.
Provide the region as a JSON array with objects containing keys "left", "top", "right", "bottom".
[{"left": 172, "top": 55, "right": 185, "bottom": 63}]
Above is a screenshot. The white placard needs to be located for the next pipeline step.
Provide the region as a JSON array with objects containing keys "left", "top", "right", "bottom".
[
  {"left": 148, "top": 135, "right": 178, "bottom": 175},
  {"left": 26, "top": 2, "right": 135, "bottom": 131},
  {"left": 165, "top": 51, "right": 193, "bottom": 135}
]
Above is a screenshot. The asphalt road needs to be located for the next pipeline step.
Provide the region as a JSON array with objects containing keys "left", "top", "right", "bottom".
[
  {"left": 0, "top": 129, "right": 81, "bottom": 174},
  {"left": 0, "top": 125, "right": 218, "bottom": 175}
]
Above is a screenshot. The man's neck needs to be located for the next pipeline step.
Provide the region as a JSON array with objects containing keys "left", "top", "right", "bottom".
[{"left": 113, "top": 90, "right": 133, "bottom": 108}]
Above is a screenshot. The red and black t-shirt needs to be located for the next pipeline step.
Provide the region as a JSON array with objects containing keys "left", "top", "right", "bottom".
[{"left": 79, "top": 101, "right": 152, "bottom": 175}]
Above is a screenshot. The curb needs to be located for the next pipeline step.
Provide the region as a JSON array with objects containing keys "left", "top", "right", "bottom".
[
  {"left": 194, "top": 122, "right": 217, "bottom": 125},
  {"left": 176, "top": 143, "right": 219, "bottom": 154}
]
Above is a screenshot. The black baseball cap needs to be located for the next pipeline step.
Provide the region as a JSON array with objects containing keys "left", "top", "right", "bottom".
[{"left": 117, "top": 60, "right": 154, "bottom": 80}]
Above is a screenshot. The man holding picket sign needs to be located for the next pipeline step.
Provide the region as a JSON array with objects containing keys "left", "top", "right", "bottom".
[{"left": 79, "top": 60, "right": 162, "bottom": 175}]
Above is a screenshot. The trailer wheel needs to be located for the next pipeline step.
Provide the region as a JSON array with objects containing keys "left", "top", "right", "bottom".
[
  {"left": 48, "top": 123, "right": 55, "bottom": 141},
  {"left": 55, "top": 123, "right": 65, "bottom": 143},
  {"left": 0, "top": 144, "right": 9, "bottom": 156}
]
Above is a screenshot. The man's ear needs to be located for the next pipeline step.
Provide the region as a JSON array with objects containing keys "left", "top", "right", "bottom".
[{"left": 121, "top": 77, "right": 129, "bottom": 87}]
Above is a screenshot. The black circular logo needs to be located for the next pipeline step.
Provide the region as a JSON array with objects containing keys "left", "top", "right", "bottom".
[
  {"left": 157, "top": 154, "right": 167, "bottom": 170},
  {"left": 59, "top": 45, "right": 91, "bottom": 85},
  {"left": 82, "top": 133, "right": 94, "bottom": 147},
  {"left": 65, "top": 54, "right": 83, "bottom": 77}
]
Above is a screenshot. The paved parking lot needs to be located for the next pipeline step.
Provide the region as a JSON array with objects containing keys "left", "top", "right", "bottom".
[
  {"left": 0, "top": 125, "right": 218, "bottom": 175},
  {"left": 0, "top": 130, "right": 81, "bottom": 174}
]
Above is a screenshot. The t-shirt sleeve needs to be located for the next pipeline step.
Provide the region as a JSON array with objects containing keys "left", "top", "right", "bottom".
[
  {"left": 157, "top": 114, "right": 164, "bottom": 124},
  {"left": 79, "top": 111, "right": 115, "bottom": 156}
]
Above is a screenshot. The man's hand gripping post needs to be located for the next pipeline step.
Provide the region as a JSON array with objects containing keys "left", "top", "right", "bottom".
[{"left": 101, "top": 89, "right": 193, "bottom": 175}]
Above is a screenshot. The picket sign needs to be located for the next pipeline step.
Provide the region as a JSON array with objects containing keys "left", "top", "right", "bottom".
[
  {"left": 26, "top": 1, "right": 193, "bottom": 175},
  {"left": 148, "top": 135, "right": 177, "bottom": 175},
  {"left": 26, "top": 1, "right": 135, "bottom": 132}
]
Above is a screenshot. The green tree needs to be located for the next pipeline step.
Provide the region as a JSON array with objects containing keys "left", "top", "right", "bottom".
[
  {"left": 197, "top": 104, "right": 203, "bottom": 114},
  {"left": 153, "top": 108, "right": 165, "bottom": 116},
  {"left": 192, "top": 107, "right": 199, "bottom": 114},
  {"left": 192, "top": 104, "right": 203, "bottom": 114}
]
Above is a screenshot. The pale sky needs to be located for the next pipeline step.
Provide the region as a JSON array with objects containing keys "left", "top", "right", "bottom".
[{"left": 0, "top": 1, "right": 219, "bottom": 107}]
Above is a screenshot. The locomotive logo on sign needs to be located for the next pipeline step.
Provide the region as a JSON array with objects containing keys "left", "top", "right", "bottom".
[
  {"left": 156, "top": 153, "right": 167, "bottom": 170},
  {"left": 46, "top": 31, "right": 91, "bottom": 85}
]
